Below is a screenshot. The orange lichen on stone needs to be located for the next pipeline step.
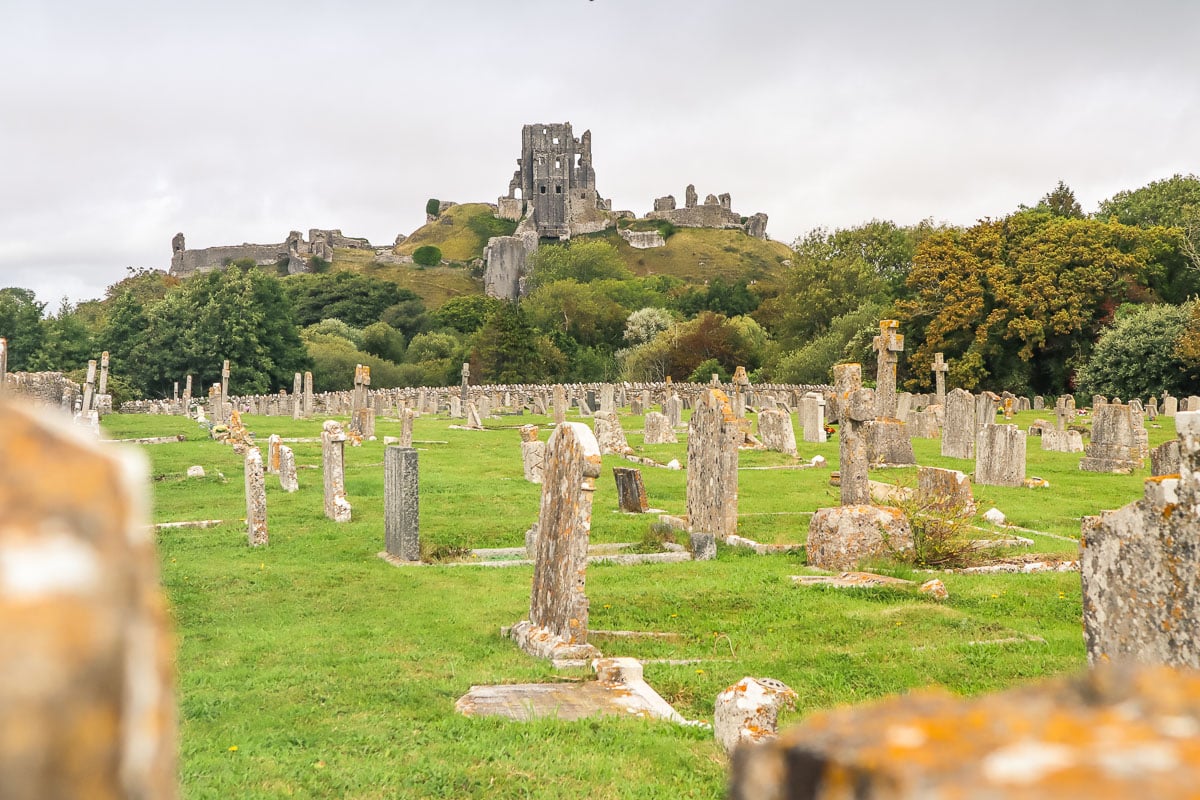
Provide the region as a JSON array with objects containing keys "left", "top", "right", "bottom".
[{"left": 730, "top": 665, "right": 1200, "bottom": 800}]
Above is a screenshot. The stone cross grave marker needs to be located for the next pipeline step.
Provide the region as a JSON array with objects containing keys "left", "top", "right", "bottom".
[
  {"left": 932, "top": 351, "right": 948, "bottom": 405},
  {"left": 871, "top": 320, "right": 903, "bottom": 419},
  {"left": 832, "top": 363, "right": 874, "bottom": 506},
  {"left": 322, "top": 420, "right": 352, "bottom": 522},
  {"left": 245, "top": 447, "right": 268, "bottom": 546}
]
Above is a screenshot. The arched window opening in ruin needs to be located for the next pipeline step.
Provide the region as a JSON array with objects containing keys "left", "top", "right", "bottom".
[
  {"left": 555, "top": 185, "right": 562, "bottom": 194},
  {"left": 540, "top": 185, "right": 547, "bottom": 194}
]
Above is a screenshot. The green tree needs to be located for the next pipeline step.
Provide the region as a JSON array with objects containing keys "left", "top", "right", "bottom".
[
  {"left": 523, "top": 279, "right": 628, "bottom": 348},
  {"left": 35, "top": 299, "right": 94, "bottom": 372},
  {"left": 1098, "top": 174, "right": 1200, "bottom": 301},
  {"left": 770, "top": 302, "right": 884, "bottom": 385},
  {"left": 0, "top": 288, "right": 47, "bottom": 371},
  {"left": 623, "top": 307, "right": 674, "bottom": 346},
  {"left": 471, "top": 302, "right": 553, "bottom": 383},
  {"left": 1075, "top": 302, "right": 1197, "bottom": 398},
  {"left": 361, "top": 321, "right": 406, "bottom": 363},
  {"left": 281, "top": 272, "right": 403, "bottom": 327},
  {"left": 429, "top": 295, "right": 502, "bottom": 333},
  {"left": 526, "top": 240, "right": 631, "bottom": 289},
  {"left": 1036, "top": 180, "right": 1085, "bottom": 219}
]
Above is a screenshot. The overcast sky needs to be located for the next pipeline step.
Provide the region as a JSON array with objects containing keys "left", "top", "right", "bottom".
[{"left": 2, "top": 0, "right": 1197, "bottom": 307}]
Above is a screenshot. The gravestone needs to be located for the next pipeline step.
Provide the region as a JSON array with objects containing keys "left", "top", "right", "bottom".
[
  {"left": 895, "top": 392, "right": 913, "bottom": 422},
  {"left": 398, "top": 407, "right": 415, "bottom": 448},
  {"left": 975, "top": 424, "right": 1025, "bottom": 487},
  {"left": 643, "top": 411, "right": 678, "bottom": 444},
  {"left": 1033, "top": 394, "right": 1044, "bottom": 410},
  {"left": 1081, "top": 403, "right": 1142, "bottom": 473},
  {"left": 832, "top": 363, "right": 874, "bottom": 506},
  {"left": 303, "top": 371, "right": 313, "bottom": 417},
  {"left": 1165, "top": 394, "right": 1178, "bottom": 417},
  {"left": 1151, "top": 439, "right": 1181, "bottom": 477},
  {"left": 266, "top": 433, "right": 281, "bottom": 475},
  {"left": 931, "top": 351, "right": 948, "bottom": 405},
  {"left": 519, "top": 425, "right": 546, "bottom": 484},
  {"left": 941, "top": 388, "right": 976, "bottom": 459},
  {"left": 509, "top": 422, "right": 603, "bottom": 660},
  {"left": 689, "top": 532, "right": 717, "bottom": 561},
  {"left": 1081, "top": 412, "right": 1199, "bottom": 666},
  {"left": 686, "top": 388, "right": 740, "bottom": 539},
  {"left": 864, "top": 419, "right": 916, "bottom": 465},
  {"left": 593, "top": 411, "right": 633, "bottom": 455},
  {"left": 552, "top": 385, "right": 567, "bottom": 425},
  {"left": 975, "top": 391, "right": 998, "bottom": 432},
  {"left": 807, "top": 505, "right": 913, "bottom": 571},
  {"left": 321, "top": 420, "right": 352, "bottom": 522},
  {"left": 0, "top": 337, "right": 6, "bottom": 394},
  {"left": 798, "top": 393, "right": 827, "bottom": 443},
  {"left": 460, "top": 362, "right": 469, "bottom": 410},
  {"left": 664, "top": 394, "right": 683, "bottom": 428},
  {"left": 244, "top": 447, "right": 268, "bottom": 547},
  {"left": 292, "top": 372, "right": 302, "bottom": 418},
  {"left": 466, "top": 402, "right": 484, "bottom": 430},
  {"left": 871, "top": 320, "right": 903, "bottom": 418},
  {"left": 916, "top": 466, "right": 974, "bottom": 511},
  {"left": 1055, "top": 393, "right": 1076, "bottom": 431},
  {"left": 714, "top": 677, "right": 797, "bottom": 755},
  {"left": 384, "top": 447, "right": 421, "bottom": 562},
  {"left": 1042, "top": 429, "right": 1084, "bottom": 453},
  {"left": 0, "top": 398, "right": 179, "bottom": 799},
  {"left": 599, "top": 384, "right": 614, "bottom": 414},
  {"left": 612, "top": 467, "right": 650, "bottom": 513},
  {"left": 278, "top": 444, "right": 299, "bottom": 493},
  {"left": 757, "top": 408, "right": 798, "bottom": 456}
]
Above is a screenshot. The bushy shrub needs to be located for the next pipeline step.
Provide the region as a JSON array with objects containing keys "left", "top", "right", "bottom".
[
  {"left": 425, "top": 198, "right": 440, "bottom": 217},
  {"left": 689, "top": 358, "right": 728, "bottom": 383},
  {"left": 412, "top": 246, "right": 442, "bottom": 267}
]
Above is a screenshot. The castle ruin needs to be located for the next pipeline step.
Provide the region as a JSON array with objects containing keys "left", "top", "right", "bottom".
[{"left": 169, "top": 229, "right": 372, "bottom": 278}]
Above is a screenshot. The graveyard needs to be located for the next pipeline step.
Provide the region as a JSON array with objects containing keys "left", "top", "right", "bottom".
[{"left": 86, "top": 387, "right": 1185, "bottom": 798}]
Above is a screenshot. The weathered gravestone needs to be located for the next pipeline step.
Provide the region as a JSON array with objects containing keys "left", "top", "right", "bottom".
[
  {"left": 798, "top": 392, "right": 827, "bottom": 443},
  {"left": 686, "top": 389, "right": 740, "bottom": 539},
  {"left": 593, "top": 411, "right": 633, "bottom": 455},
  {"left": 757, "top": 407, "right": 798, "bottom": 456},
  {"left": 398, "top": 407, "right": 415, "bottom": 448},
  {"left": 1055, "top": 393, "right": 1076, "bottom": 431},
  {"left": 1164, "top": 393, "right": 1178, "bottom": 416},
  {"left": 871, "top": 320, "right": 903, "bottom": 418},
  {"left": 266, "top": 433, "right": 281, "bottom": 475},
  {"left": 384, "top": 446, "right": 420, "bottom": 562},
  {"left": 931, "top": 351, "right": 948, "bottom": 405},
  {"left": 941, "top": 388, "right": 976, "bottom": 459},
  {"left": 0, "top": 337, "right": 7, "bottom": 394},
  {"left": 612, "top": 467, "right": 650, "bottom": 513},
  {"left": 292, "top": 372, "right": 302, "bottom": 419},
  {"left": 1042, "top": 428, "right": 1084, "bottom": 453},
  {"left": 915, "top": 466, "right": 974, "bottom": 512},
  {"left": 509, "top": 422, "right": 603, "bottom": 660},
  {"left": 643, "top": 411, "right": 678, "bottom": 444},
  {"left": 0, "top": 398, "right": 179, "bottom": 799},
  {"left": 1151, "top": 439, "right": 1181, "bottom": 477},
  {"left": 278, "top": 444, "right": 299, "bottom": 493},
  {"left": 832, "top": 363, "right": 873, "bottom": 506},
  {"left": 552, "top": 385, "right": 567, "bottom": 425},
  {"left": 321, "top": 420, "right": 352, "bottom": 522},
  {"left": 664, "top": 394, "right": 683, "bottom": 428},
  {"left": 519, "top": 424, "right": 546, "bottom": 484},
  {"left": 244, "top": 447, "right": 268, "bottom": 546},
  {"left": 1081, "top": 412, "right": 1200, "bottom": 667},
  {"left": 975, "top": 424, "right": 1025, "bottom": 487},
  {"left": 1080, "top": 402, "right": 1142, "bottom": 473},
  {"left": 728, "top": 664, "right": 1200, "bottom": 799}
]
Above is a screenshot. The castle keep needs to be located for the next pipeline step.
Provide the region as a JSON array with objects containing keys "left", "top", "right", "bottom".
[{"left": 497, "top": 122, "right": 612, "bottom": 240}]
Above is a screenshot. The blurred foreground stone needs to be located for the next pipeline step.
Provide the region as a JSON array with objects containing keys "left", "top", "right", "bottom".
[
  {"left": 729, "top": 665, "right": 1200, "bottom": 800},
  {"left": 0, "top": 398, "right": 177, "bottom": 799}
]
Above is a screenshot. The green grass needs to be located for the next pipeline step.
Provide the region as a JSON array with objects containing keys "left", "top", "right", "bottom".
[
  {"left": 100, "top": 405, "right": 1175, "bottom": 798},
  {"left": 330, "top": 248, "right": 480, "bottom": 309},
  {"left": 582, "top": 226, "right": 793, "bottom": 284}
]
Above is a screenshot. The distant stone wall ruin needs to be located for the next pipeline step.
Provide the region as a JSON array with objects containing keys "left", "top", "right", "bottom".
[
  {"left": 169, "top": 228, "right": 373, "bottom": 278},
  {"left": 646, "top": 184, "right": 769, "bottom": 239}
]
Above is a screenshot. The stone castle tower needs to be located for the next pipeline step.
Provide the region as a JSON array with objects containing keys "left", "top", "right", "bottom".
[{"left": 500, "top": 122, "right": 611, "bottom": 240}]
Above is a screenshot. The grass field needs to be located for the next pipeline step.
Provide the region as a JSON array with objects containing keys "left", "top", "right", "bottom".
[{"left": 102, "top": 406, "right": 1178, "bottom": 799}]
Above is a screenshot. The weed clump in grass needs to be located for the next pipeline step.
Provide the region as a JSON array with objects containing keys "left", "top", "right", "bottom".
[
  {"left": 420, "top": 543, "right": 473, "bottom": 564},
  {"left": 885, "top": 495, "right": 999, "bottom": 570},
  {"left": 625, "top": 522, "right": 678, "bottom": 554}
]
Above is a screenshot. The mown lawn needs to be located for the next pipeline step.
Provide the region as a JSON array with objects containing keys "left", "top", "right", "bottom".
[{"left": 102, "top": 405, "right": 1174, "bottom": 799}]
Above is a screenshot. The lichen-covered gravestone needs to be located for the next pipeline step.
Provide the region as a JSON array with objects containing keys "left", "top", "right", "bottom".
[
  {"left": 244, "top": 446, "right": 268, "bottom": 546},
  {"left": 384, "top": 446, "right": 420, "bottom": 562},
  {"left": 612, "top": 467, "right": 650, "bottom": 513},
  {"left": 1080, "top": 402, "right": 1142, "bottom": 473},
  {"left": 757, "top": 407, "right": 798, "bottom": 456},
  {"left": 593, "top": 411, "right": 633, "bottom": 455},
  {"left": 1081, "top": 412, "right": 1200, "bottom": 667},
  {"left": 975, "top": 424, "right": 1025, "bottom": 487},
  {"left": 643, "top": 411, "right": 677, "bottom": 444},
  {"left": 0, "top": 399, "right": 178, "bottom": 799},
  {"left": 686, "top": 388, "right": 740, "bottom": 539},
  {"left": 509, "top": 422, "right": 603, "bottom": 660},
  {"left": 519, "top": 424, "right": 546, "bottom": 483},
  {"left": 321, "top": 420, "right": 352, "bottom": 522}
]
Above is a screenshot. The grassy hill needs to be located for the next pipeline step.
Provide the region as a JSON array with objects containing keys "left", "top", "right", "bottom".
[
  {"left": 331, "top": 205, "right": 794, "bottom": 309},
  {"left": 393, "top": 203, "right": 517, "bottom": 263},
  {"left": 330, "top": 247, "right": 479, "bottom": 309}
]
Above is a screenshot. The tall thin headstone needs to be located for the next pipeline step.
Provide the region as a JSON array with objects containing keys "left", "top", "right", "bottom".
[
  {"left": 322, "top": 420, "right": 352, "bottom": 522},
  {"left": 384, "top": 446, "right": 420, "bottom": 562},
  {"left": 82, "top": 359, "right": 97, "bottom": 413},
  {"left": 220, "top": 359, "right": 230, "bottom": 422},
  {"left": 872, "top": 320, "right": 903, "bottom": 418},
  {"left": 97, "top": 350, "right": 109, "bottom": 396},
  {"left": 278, "top": 445, "right": 299, "bottom": 492},
  {"left": 975, "top": 424, "right": 1026, "bottom": 487},
  {"left": 833, "top": 364, "right": 873, "bottom": 505},
  {"left": 686, "top": 388, "right": 740, "bottom": 539},
  {"left": 509, "top": 422, "right": 603, "bottom": 660},
  {"left": 799, "top": 393, "right": 827, "bottom": 443},
  {"left": 942, "top": 388, "right": 976, "bottom": 459},
  {"left": 399, "top": 407, "right": 416, "bottom": 448},
  {"left": 932, "top": 352, "right": 948, "bottom": 405},
  {"left": 292, "top": 372, "right": 302, "bottom": 419},
  {"left": 0, "top": 337, "right": 7, "bottom": 395},
  {"left": 552, "top": 385, "right": 566, "bottom": 425},
  {"left": 245, "top": 447, "right": 268, "bottom": 546},
  {"left": 303, "top": 371, "right": 313, "bottom": 417},
  {"left": 460, "top": 362, "right": 470, "bottom": 410}
]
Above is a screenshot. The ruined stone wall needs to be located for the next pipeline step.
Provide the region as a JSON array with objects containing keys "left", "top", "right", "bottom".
[
  {"left": 4, "top": 371, "right": 80, "bottom": 408},
  {"left": 170, "top": 242, "right": 292, "bottom": 276}
]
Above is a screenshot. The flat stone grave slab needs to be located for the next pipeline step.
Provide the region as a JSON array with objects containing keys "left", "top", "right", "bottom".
[
  {"left": 792, "top": 571, "right": 915, "bottom": 589},
  {"left": 455, "top": 658, "right": 692, "bottom": 725}
]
